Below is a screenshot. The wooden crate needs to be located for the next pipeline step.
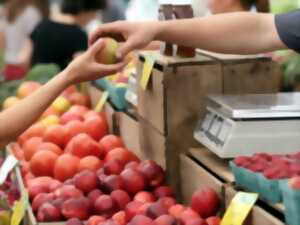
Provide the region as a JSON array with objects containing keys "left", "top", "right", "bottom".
[
  {"left": 225, "top": 186, "right": 285, "bottom": 225},
  {"left": 180, "top": 154, "right": 225, "bottom": 205},
  {"left": 115, "top": 111, "right": 142, "bottom": 160}
]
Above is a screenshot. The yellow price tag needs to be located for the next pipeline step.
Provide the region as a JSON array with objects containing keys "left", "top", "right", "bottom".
[
  {"left": 140, "top": 55, "right": 155, "bottom": 90},
  {"left": 10, "top": 190, "right": 28, "bottom": 225},
  {"left": 94, "top": 91, "right": 109, "bottom": 113},
  {"left": 221, "top": 192, "right": 258, "bottom": 225}
]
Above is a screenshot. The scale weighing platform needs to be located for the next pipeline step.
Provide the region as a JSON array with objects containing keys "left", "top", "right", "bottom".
[{"left": 194, "top": 93, "right": 300, "bottom": 158}]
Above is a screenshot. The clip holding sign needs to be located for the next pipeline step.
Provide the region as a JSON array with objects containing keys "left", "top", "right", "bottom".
[
  {"left": 95, "top": 91, "right": 109, "bottom": 113},
  {"left": 221, "top": 192, "right": 258, "bottom": 225},
  {"left": 140, "top": 55, "right": 155, "bottom": 90}
]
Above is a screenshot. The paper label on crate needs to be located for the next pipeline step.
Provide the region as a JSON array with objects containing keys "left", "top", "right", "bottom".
[
  {"left": 140, "top": 55, "right": 155, "bottom": 90},
  {"left": 221, "top": 192, "right": 258, "bottom": 225},
  {"left": 11, "top": 190, "right": 28, "bottom": 225},
  {"left": 95, "top": 91, "right": 109, "bottom": 113},
  {"left": 0, "top": 155, "right": 18, "bottom": 185}
]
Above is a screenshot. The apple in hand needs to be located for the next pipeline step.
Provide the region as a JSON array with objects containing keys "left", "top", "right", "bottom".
[{"left": 96, "top": 38, "right": 119, "bottom": 65}]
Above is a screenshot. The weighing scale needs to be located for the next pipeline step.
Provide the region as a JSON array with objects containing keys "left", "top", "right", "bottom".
[
  {"left": 125, "top": 72, "right": 138, "bottom": 107},
  {"left": 194, "top": 93, "right": 300, "bottom": 158}
]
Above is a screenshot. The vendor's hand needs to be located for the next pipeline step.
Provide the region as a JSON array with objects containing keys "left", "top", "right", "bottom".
[
  {"left": 89, "top": 21, "right": 160, "bottom": 59},
  {"left": 65, "top": 40, "right": 126, "bottom": 84}
]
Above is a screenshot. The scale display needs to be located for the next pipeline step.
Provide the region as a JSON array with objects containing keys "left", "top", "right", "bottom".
[{"left": 195, "top": 93, "right": 300, "bottom": 158}]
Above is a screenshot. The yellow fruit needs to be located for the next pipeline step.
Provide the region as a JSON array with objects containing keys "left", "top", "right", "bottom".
[
  {"left": 40, "top": 115, "right": 60, "bottom": 128},
  {"left": 2, "top": 96, "right": 20, "bottom": 109},
  {"left": 51, "top": 97, "right": 71, "bottom": 114},
  {"left": 0, "top": 211, "right": 11, "bottom": 225},
  {"left": 17, "top": 82, "right": 41, "bottom": 98},
  {"left": 95, "top": 38, "right": 119, "bottom": 65}
]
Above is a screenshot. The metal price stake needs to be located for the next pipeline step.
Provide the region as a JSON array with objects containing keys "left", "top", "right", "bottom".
[{"left": 194, "top": 93, "right": 300, "bottom": 158}]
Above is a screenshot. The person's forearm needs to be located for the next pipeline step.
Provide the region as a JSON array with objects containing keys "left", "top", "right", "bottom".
[
  {"left": 0, "top": 70, "right": 72, "bottom": 148},
  {"left": 155, "top": 12, "right": 285, "bottom": 54}
]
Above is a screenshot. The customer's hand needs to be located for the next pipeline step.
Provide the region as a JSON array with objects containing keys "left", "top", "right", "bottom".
[
  {"left": 65, "top": 39, "right": 126, "bottom": 84},
  {"left": 89, "top": 21, "right": 160, "bottom": 59}
]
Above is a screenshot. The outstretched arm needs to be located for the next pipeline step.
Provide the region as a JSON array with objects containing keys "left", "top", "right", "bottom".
[
  {"left": 0, "top": 40, "right": 125, "bottom": 148},
  {"left": 90, "top": 12, "right": 286, "bottom": 57}
]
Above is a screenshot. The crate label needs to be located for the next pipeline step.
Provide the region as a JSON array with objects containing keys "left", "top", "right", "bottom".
[
  {"left": 221, "top": 192, "right": 258, "bottom": 225},
  {"left": 140, "top": 55, "right": 155, "bottom": 90},
  {"left": 95, "top": 91, "right": 109, "bottom": 113},
  {"left": 0, "top": 155, "right": 18, "bottom": 185},
  {"left": 11, "top": 190, "right": 28, "bottom": 225}
]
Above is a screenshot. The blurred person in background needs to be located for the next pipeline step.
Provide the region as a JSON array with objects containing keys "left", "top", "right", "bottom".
[
  {"left": 208, "top": 0, "right": 269, "bottom": 14},
  {"left": 30, "top": 0, "right": 106, "bottom": 70},
  {"left": 102, "top": 0, "right": 126, "bottom": 23},
  {"left": 126, "top": 0, "right": 159, "bottom": 21},
  {"left": 2, "top": 0, "right": 49, "bottom": 80}
]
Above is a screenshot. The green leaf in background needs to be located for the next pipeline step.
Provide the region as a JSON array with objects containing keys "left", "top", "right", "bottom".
[
  {"left": 271, "top": 0, "right": 299, "bottom": 14},
  {"left": 25, "top": 64, "right": 60, "bottom": 84}
]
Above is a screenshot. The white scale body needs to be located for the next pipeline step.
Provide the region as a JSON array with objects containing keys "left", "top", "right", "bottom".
[{"left": 194, "top": 93, "right": 300, "bottom": 158}]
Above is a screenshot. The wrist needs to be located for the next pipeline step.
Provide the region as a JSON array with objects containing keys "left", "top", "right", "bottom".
[
  {"left": 57, "top": 69, "right": 74, "bottom": 87},
  {"left": 154, "top": 21, "right": 168, "bottom": 40}
]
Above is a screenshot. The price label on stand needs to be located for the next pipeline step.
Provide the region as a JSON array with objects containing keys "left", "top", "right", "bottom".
[
  {"left": 0, "top": 155, "right": 18, "bottom": 185},
  {"left": 221, "top": 192, "right": 258, "bottom": 225},
  {"left": 140, "top": 55, "right": 155, "bottom": 90},
  {"left": 11, "top": 190, "right": 28, "bottom": 225},
  {"left": 94, "top": 91, "right": 109, "bottom": 113}
]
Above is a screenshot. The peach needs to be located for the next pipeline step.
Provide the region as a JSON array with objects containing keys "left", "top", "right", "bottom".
[
  {"left": 185, "top": 218, "right": 207, "bottom": 225},
  {"left": 66, "top": 218, "right": 84, "bottom": 225},
  {"left": 54, "top": 185, "right": 83, "bottom": 200},
  {"left": 120, "top": 168, "right": 147, "bottom": 194},
  {"left": 158, "top": 197, "right": 176, "bottom": 210},
  {"left": 32, "top": 193, "right": 55, "bottom": 212},
  {"left": 18, "top": 124, "right": 45, "bottom": 146},
  {"left": 102, "top": 175, "right": 124, "bottom": 193},
  {"left": 191, "top": 188, "right": 220, "bottom": 219},
  {"left": 62, "top": 197, "right": 90, "bottom": 220},
  {"left": 60, "top": 111, "right": 83, "bottom": 125},
  {"left": 125, "top": 162, "right": 139, "bottom": 170},
  {"left": 146, "top": 202, "right": 168, "bottom": 219},
  {"left": 74, "top": 170, "right": 98, "bottom": 193},
  {"left": 18, "top": 82, "right": 41, "bottom": 99},
  {"left": 66, "top": 133, "right": 104, "bottom": 158},
  {"left": 23, "top": 137, "right": 43, "bottom": 161},
  {"left": 68, "top": 105, "right": 89, "bottom": 117},
  {"left": 37, "top": 203, "right": 61, "bottom": 222},
  {"left": 113, "top": 211, "right": 127, "bottom": 225},
  {"left": 94, "top": 195, "right": 118, "bottom": 218},
  {"left": 169, "top": 204, "right": 186, "bottom": 219},
  {"left": 54, "top": 154, "right": 80, "bottom": 182},
  {"left": 49, "top": 180, "right": 63, "bottom": 192},
  {"left": 111, "top": 190, "right": 131, "bottom": 210},
  {"left": 180, "top": 208, "right": 200, "bottom": 224},
  {"left": 84, "top": 115, "right": 108, "bottom": 141},
  {"left": 68, "top": 92, "right": 91, "bottom": 107},
  {"left": 88, "top": 189, "right": 103, "bottom": 205},
  {"left": 37, "top": 142, "right": 63, "bottom": 155},
  {"left": 63, "top": 120, "right": 85, "bottom": 146},
  {"left": 95, "top": 38, "right": 119, "bottom": 65},
  {"left": 129, "top": 215, "right": 154, "bottom": 225},
  {"left": 100, "top": 135, "right": 124, "bottom": 154},
  {"left": 87, "top": 216, "right": 106, "bottom": 225},
  {"left": 154, "top": 186, "right": 174, "bottom": 198},
  {"left": 206, "top": 217, "right": 221, "bottom": 225},
  {"left": 79, "top": 156, "right": 103, "bottom": 172},
  {"left": 134, "top": 192, "right": 156, "bottom": 204},
  {"left": 105, "top": 148, "right": 140, "bottom": 166},
  {"left": 104, "top": 160, "right": 124, "bottom": 175},
  {"left": 43, "top": 124, "right": 66, "bottom": 148},
  {"left": 125, "top": 201, "right": 144, "bottom": 221},
  {"left": 28, "top": 185, "right": 49, "bottom": 200},
  {"left": 155, "top": 215, "right": 177, "bottom": 225},
  {"left": 30, "top": 150, "right": 58, "bottom": 177},
  {"left": 138, "top": 160, "right": 165, "bottom": 187}
]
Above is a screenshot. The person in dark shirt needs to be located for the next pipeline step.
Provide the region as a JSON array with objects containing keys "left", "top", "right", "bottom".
[
  {"left": 89, "top": 10, "right": 300, "bottom": 57},
  {"left": 31, "top": 0, "right": 106, "bottom": 69}
]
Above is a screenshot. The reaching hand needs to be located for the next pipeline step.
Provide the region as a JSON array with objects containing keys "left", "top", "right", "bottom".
[
  {"left": 89, "top": 21, "right": 160, "bottom": 59},
  {"left": 66, "top": 39, "right": 126, "bottom": 84}
]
